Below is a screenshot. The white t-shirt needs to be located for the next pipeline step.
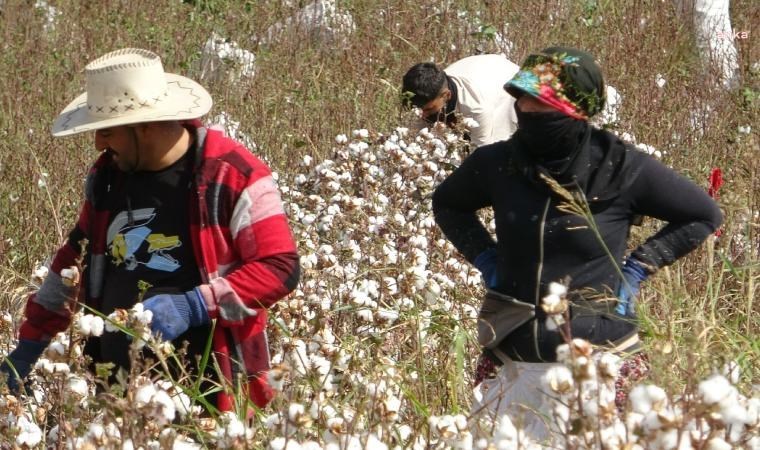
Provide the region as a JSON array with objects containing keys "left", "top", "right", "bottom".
[{"left": 445, "top": 54, "right": 520, "bottom": 148}]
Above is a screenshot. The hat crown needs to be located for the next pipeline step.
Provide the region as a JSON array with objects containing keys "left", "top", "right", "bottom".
[{"left": 84, "top": 48, "right": 169, "bottom": 119}]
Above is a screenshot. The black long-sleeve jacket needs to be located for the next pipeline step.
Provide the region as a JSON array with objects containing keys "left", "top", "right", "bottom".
[{"left": 433, "top": 130, "right": 722, "bottom": 361}]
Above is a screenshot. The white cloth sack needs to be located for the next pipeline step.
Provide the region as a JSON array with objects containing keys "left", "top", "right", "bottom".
[{"left": 471, "top": 357, "right": 560, "bottom": 443}]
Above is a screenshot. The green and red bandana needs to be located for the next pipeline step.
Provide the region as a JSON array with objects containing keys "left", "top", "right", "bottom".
[{"left": 505, "top": 47, "right": 606, "bottom": 120}]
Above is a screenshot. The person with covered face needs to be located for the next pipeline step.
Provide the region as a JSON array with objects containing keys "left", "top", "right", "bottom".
[
  {"left": 432, "top": 47, "right": 722, "bottom": 438},
  {"left": 401, "top": 54, "right": 520, "bottom": 148}
]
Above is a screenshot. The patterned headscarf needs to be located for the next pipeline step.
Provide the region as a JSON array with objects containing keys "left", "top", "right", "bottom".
[{"left": 504, "top": 47, "right": 606, "bottom": 120}]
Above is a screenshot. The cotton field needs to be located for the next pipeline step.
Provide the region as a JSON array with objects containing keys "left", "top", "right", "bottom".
[{"left": 0, "top": 123, "right": 757, "bottom": 449}]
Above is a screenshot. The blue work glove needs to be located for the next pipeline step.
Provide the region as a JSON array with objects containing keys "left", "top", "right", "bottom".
[
  {"left": 473, "top": 248, "right": 499, "bottom": 290},
  {"left": 615, "top": 258, "right": 649, "bottom": 316},
  {"left": 142, "top": 288, "right": 210, "bottom": 342},
  {"left": 1, "top": 339, "right": 48, "bottom": 394}
]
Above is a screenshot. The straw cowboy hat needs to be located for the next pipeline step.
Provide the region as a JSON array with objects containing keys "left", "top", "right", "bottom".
[{"left": 52, "top": 48, "right": 213, "bottom": 137}]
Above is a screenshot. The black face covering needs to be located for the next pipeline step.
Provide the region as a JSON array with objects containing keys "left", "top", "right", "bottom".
[{"left": 513, "top": 105, "right": 588, "bottom": 161}]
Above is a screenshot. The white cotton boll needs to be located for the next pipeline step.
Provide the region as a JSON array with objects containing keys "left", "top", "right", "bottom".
[
  {"left": 462, "top": 117, "right": 480, "bottom": 129},
  {"left": 172, "top": 390, "right": 197, "bottom": 418},
  {"left": 597, "top": 353, "right": 621, "bottom": 379},
  {"left": 301, "top": 253, "right": 318, "bottom": 270},
  {"left": 132, "top": 303, "right": 153, "bottom": 325},
  {"left": 738, "top": 125, "right": 751, "bottom": 135},
  {"left": 15, "top": 415, "right": 43, "bottom": 447},
  {"left": 269, "top": 438, "right": 303, "bottom": 450},
  {"left": 217, "top": 412, "right": 246, "bottom": 439},
  {"left": 288, "top": 403, "right": 306, "bottom": 424},
  {"left": 722, "top": 360, "right": 741, "bottom": 385},
  {"left": 555, "top": 343, "right": 571, "bottom": 364},
  {"left": 494, "top": 414, "right": 517, "bottom": 440},
  {"left": 59, "top": 266, "right": 78, "bottom": 283},
  {"left": 48, "top": 341, "right": 66, "bottom": 356},
  {"left": 629, "top": 384, "right": 667, "bottom": 413},
  {"left": 706, "top": 437, "right": 732, "bottom": 450},
  {"left": 152, "top": 389, "right": 177, "bottom": 424},
  {"left": 77, "top": 314, "right": 104, "bottom": 337},
  {"left": 409, "top": 235, "right": 428, "bottom": 250},
  {"left": 86, "top": 423, "right": 105, "bottom": 440},
  {"left": 746, "top": 397, "right": 760, "bottom": 426},
  {"left": 652, "top": 428, "right": 680, "bottom": 449},
  {"left": 419, "top": 216, "right": 436, "bottom": 229},
  {"left": 375, "top": 309, "right": 399, "bottom": 324},
  {"left": 655, "top": 74, "right": 667, "bottom": 88},
  {"left": 721, "top": 403, "right": 749, "bottom": 440},
  {"left": 542, "top": 366, "right": 574, "bottom": 394},
  {"left": 352, "top": 129, "right": 369, "bottom": 139},
  {"left": 699, "top": 374, "right": 735, "bottom": 405},
  {"left": 135, "top": 382, "right": 157, "bottom": 407},
  {"left": 356, "top": 309, "right": 374, "bottom": 323},
  {"left": 335, "top": 134, "right": 348, "bottom": 144},
  {"left": 641, "top": 410, "right": 663, "bottom": 433},
  {"left": 65, "top": 375, "right": 89, "bottom": 399},
  {"left": 548, "top": 281, "right": 567, "bottom": 296},
  {"left": 264, "top": 413, "right": 282, "bottom": 430},
  {"left": 542, "top": 293, "right": 561, "bottom": 309},
  {"left": 387, "top": 425, "right": 410, "bottom": 444},
  {"left": 33, "top": 265, "right": 49, "bottom": 282},
  {"left": 49, "top": 362, "right": 70, "bottom": 374},
  {"left": 35, "top": 358, "right": 53, "bottom": 374}
]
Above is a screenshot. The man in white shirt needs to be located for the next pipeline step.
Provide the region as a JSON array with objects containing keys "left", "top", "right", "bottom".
[{"left": 402, "top": 54, "right": 520, "bottom": 148}]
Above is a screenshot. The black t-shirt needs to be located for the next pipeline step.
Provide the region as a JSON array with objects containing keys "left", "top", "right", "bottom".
[
  {"left": 101, "top": 150, "right": 200, "bottom": 313},
  {"left": 89, "top": 149, "right": 212, "bottom": 385}
]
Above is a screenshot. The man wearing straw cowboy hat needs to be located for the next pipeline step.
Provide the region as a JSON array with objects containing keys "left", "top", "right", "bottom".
[{"left": 0, "top": 48, "right": 300, "bottom": 410}]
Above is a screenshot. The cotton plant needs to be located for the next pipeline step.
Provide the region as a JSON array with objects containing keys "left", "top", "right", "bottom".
[
  {"left": 2, "top": 117, "right": 758, "bottom": 449},
  {"left": 257, "top": 0, "right": 355, "bottom": 47},
  {"left": 198, "top": 32, "right": 256, "bottom": 83}
]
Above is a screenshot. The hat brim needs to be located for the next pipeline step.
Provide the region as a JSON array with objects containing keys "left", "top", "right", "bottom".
[{"left": 51, "top": 73, "right": 213, "bottom": 137}]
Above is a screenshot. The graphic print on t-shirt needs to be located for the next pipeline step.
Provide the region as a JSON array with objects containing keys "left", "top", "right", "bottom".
[{"left": 106, "top": 207, "right": 182, "bottom": 272}]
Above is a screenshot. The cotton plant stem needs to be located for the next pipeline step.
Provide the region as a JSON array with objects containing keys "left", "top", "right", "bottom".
[{"left": 539, "top": 174, "right": 637, "bottom": 323}]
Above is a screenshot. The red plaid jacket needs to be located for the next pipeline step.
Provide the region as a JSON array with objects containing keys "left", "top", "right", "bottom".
[{"left": 19, "top": 125, "right": 300, "bottom": 410}]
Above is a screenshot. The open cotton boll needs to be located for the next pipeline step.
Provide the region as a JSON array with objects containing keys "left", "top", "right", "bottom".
[
  {"left": 65, "top": 375, "right": 89, "bottom": 400},
  {"left": 699, "top": 374, "right": 736, "bottom": 405},
  {"left": 15, "top": 415, "right": 43, "bottom": 447},
  {"left": 76, "top": 314, "right": 104, "bottom": 337},
  {"left": 629, "top": 384, "right": 668, "bottom": 413}
]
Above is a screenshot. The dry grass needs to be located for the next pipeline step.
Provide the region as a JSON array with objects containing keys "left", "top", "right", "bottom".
[{"left": 0, "top": 0, "right": 758, "bottom": 447}]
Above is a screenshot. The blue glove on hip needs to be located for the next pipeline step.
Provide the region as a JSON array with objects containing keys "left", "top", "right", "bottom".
[
  {"left": 473, "top": 248, "right": 499, "bottom": 290},
  {"left": 142, "top": 288, "right": 210, "bottom": 342},
  {"left": 1, "top": 339, "right": 49, "bottom": 393},
  {"left": 615, "top": 257, "right": 649, "bottom": 316}
]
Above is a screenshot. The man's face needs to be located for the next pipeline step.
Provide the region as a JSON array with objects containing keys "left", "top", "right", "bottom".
[
  {"left": 95, "top": 126, "right": 141, "bottom": 171},
  {"left": 420, "top": 88, "right": 451, "bottom": 123}
]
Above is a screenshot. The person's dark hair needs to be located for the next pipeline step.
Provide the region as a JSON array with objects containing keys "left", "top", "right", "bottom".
[{"left": 401, "top": 62, "right": 448, "bottom": 108}]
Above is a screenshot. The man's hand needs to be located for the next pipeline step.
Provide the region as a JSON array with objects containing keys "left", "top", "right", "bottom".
[
  {"left": 615, "top": 258, "right": 649, "bottom": 317},
  {"left": 1, "top": 339, "right": 49, "bottom": 394},
  {"left": 142, "top": 288, "right": 210, "bottom": 341},
  {"left": 473, "top": 248, "right": 499, "bottom": 290}
]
